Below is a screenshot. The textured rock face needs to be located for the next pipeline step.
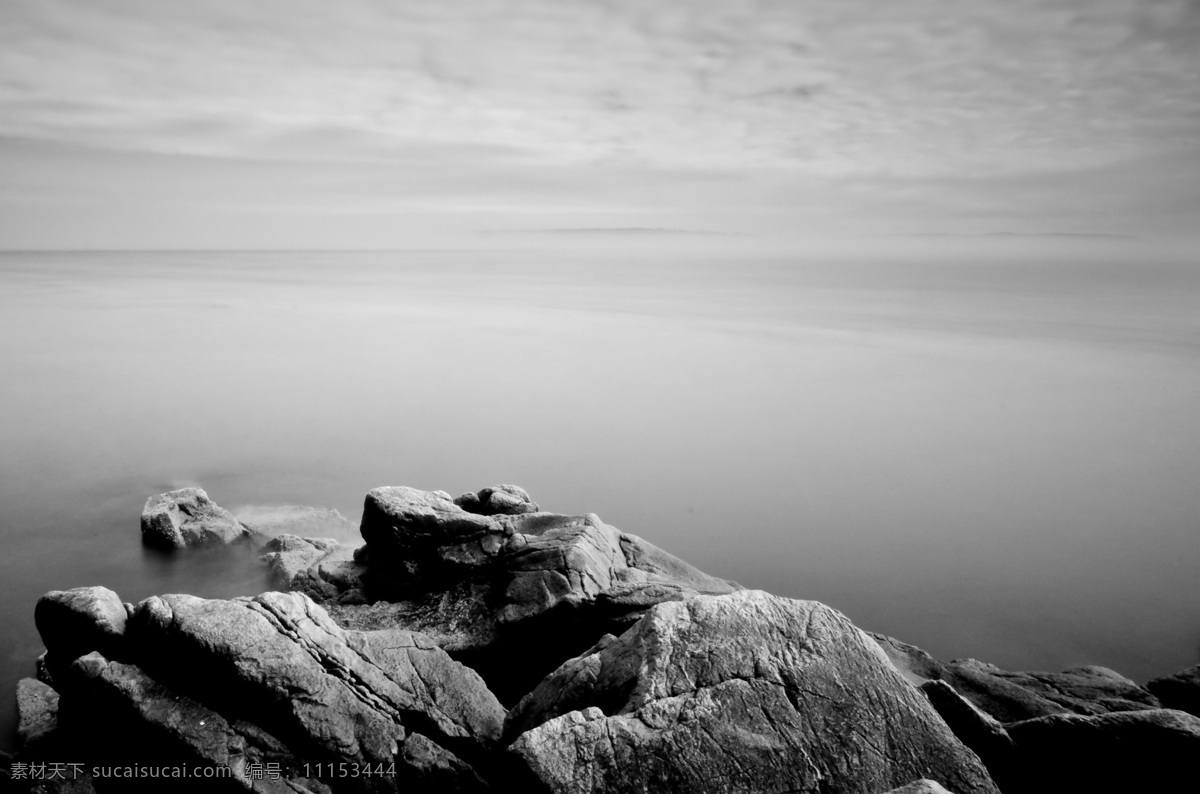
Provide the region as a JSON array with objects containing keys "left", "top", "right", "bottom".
[
  {"left": 127, "top": 592, "right": 506, "bottom": 781},
  {"left": 16, "top": 678, "right": 60, "bottom": 753},
  {"left": 455, "top": 485, "right": 540, "bottom": 516},
  {"left": 507, "top": 591, "right": 1000, "bottom": 794},
  {"left": 140, "top": 487, "right": 253, "bottom": 550},
  {"left": 260, "top": 534, "right": 341, "bottom": 588},
  {"left": 919, "top": 680, "right": 1016, "bottom": 791},
  {"left": 1146, "top": 663, "right": 1200, "bottom": 718},
  {"left": 32, "top": 587, "right": 507, "bottom": 793},
  {"left": 1005, "top": 708, "right": 1200, "bottom": 792},
  {"left": 872, "top": 634, "right": 1159, "bottom": 723}
]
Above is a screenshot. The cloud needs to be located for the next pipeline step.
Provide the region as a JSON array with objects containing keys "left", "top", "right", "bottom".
[
  {"left": 1, "top": 0, "right": 1197, "bottom": 176},
  {"left": 1, "top": 0, "right": 1198, "bottom": 247}
]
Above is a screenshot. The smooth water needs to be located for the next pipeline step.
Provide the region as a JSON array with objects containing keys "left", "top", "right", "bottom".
[{"left": 2, "top": 246, "right": 1199, "bottom": 749}]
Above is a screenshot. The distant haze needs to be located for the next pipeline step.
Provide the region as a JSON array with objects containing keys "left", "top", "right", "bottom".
[{"left": 1, "top": 0, "right": 1199, "bottom": 249}]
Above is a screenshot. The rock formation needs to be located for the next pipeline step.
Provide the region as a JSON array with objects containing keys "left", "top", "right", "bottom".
[
  {"left": 11, "top": 483, "right": 1197, "bottom": 793},
  {"left": 335, "top": 485, "right": 742, "bottom": 702}
]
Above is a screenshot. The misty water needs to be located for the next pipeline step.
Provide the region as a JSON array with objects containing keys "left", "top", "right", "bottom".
[{"left": 2, "top": 244, "right": 1199, "bottom": 749}]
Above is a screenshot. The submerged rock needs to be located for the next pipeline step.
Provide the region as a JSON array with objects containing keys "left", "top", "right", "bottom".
[
  {"left": 140, "top": 487, "right": 253, "bottom": 550},
  {"left": 234, "top": 505, "right": 353, "bottom": 539},
  {"left": 507, "top": 590, "right": 1000, "bottom": 794}
]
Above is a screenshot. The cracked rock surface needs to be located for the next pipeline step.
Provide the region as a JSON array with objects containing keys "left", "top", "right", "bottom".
[{"left": 506, "top": 590, "right": 999, "bottom": 794}]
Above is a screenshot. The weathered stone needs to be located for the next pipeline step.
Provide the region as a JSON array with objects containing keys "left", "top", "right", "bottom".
[
  {"left": 140, "top": 488, "right": 252, "bottom": 550},
  {"left": 61, "top": 652, "right": 318, "bottom": 793},
  {"left": 871, "top": 634, "right": 1159, "bottom": 723},
  {"left": 260, "top": 534, "right": 340, "bottom": 588},
  {"left": 455, "top": 485, "right": 540, "bottom": 516},
  {"left": 1006, "top": 708, "right": 1200, "bottom": 792},
  {"left": 359, "top": 486, "right": 504, "bottom": 585},
  {"left": 123, "top": 591, "right": 505, "bottom": 790},
  {"left": 35, "top": 586, "right": 128, "bottom": 679},
  {"left": 507, "top": 591, "right": 999, "bottom": 794},
  {"left": 920, "top": 680, "right": 1016, "bottom": 791},
  {"left": 1146, "top": 663, "right": 1200, "bottom": 718},
  {"left": 16, "top": 677, "right": 60, "bottom": 753}
]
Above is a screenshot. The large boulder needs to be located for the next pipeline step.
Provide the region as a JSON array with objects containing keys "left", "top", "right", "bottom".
[
  {"left": 872, "top": 634, "right": 1159, "bottom": 723},
  {"left": 122, "top": 591, "right": 506, "bottom": 792},
  {"left": 34, "top": 586, "right": 129, "bottom": 680},
  {"left": 1005, "top": 708, "right": 1200, "bottom": 792},
  {"left": 140, "top": 487, "right": 253, "bottom": 550},
  {"left": 506, "top": 591, "right": 1000, "bottom": 794},
  {"left": 1146, "top": 663, "right": 1200, "bottom": 718}
]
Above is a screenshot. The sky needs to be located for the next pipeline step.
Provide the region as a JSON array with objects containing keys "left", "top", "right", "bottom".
[{"left": 0, "top": 0, "right": 1198, "bottom": 249}]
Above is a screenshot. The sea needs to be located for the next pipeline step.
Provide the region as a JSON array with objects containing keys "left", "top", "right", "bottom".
[{"left": 2, "top": 241, "right": 1199, "bottom": 750}]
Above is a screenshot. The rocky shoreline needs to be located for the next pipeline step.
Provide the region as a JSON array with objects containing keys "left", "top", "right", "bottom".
[{"left": 5, "top": 485, "right": 1199, "bottom": 793}]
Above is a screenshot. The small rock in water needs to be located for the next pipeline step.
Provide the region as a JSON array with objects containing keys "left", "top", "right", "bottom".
[{"left": 140, "top": 487, "right": 252, "bottom": 550}]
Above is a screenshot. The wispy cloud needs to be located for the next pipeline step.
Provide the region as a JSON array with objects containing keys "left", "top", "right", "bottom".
[
  {"left": 0, "top": 1, "right": 1197, "bottom": 246},
  {"left": 3, "top": 0, "right": 1198, "bottom": 173}
]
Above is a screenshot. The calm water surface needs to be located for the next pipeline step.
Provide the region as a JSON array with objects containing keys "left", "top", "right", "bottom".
[{"left": 2, "top": 246, "right": 1199, "bottom": 749}]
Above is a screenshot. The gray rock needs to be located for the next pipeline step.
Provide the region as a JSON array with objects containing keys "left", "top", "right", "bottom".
[
  {"left": 1146, "top": 663, "right": 1200, "bottom": 718},
  {"left": 507, "top": 591, "right": 999, "bottom": 794},
  {"left": 920, "top": 680, "right": 1016, "bottom": 790},
  {"left": 884, "top": 781, "right": 957, "bottom": 794},
  {"left": 1006, "top": 708, "right": 1200, "bottom": 792},
  {"left": 259, "top": 534, "right": 340, "bottom": 588},
  {"left": 35, "top": 586, "right": 128, "bottom": 679},
  {"left": 125, "top": 590, "right": 505, "bottom": 790},
  {"left": 63, "top": 651, "right": 316, "bottom": 793},
  {"left": 16, "top": 677, "right": 59, "bottom": 753},
  {"left": 140, "top": 487, "right": 253, "bottom": 550},
  {"left": 871, "top": 634, "right": 1159, "bottom": 723},
  {"left": 455, "top": 485, "right": 540, "bottom": 516}
]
